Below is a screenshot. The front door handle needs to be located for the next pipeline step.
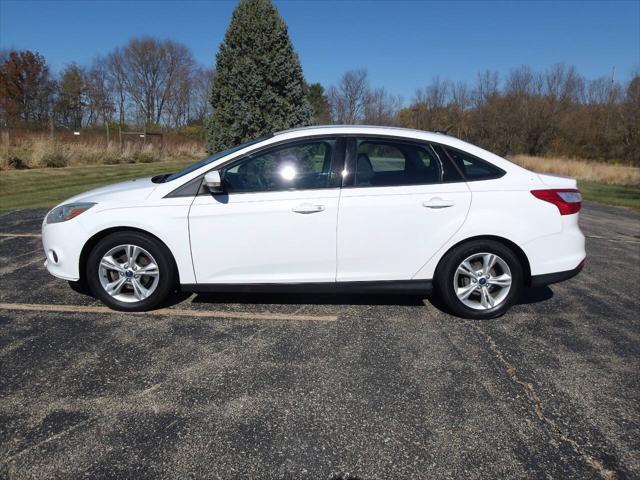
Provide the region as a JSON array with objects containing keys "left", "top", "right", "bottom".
[
  {"left": 292, "top": 203, "right": 325, "bottom": 214},
  {"left": 423, "top": 198, "right": 455, "bottom": 209}
]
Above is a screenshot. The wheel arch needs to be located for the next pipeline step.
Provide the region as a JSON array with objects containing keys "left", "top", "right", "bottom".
[
  {"left": 78, "top": 226, "right": 180, "bottom": 285},
  {"left": 435, "top": 235, "right": 532, "bottom": 285}
]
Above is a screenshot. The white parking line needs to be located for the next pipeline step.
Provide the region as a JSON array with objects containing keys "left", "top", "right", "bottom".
[
  {"left": 0, "top": 302, "right": 338, "bottom": 322},
  {"left": 0, "top": 233, "right": 41, "bottom": 238}
]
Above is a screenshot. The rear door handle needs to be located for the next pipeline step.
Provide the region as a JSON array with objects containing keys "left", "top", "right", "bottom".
[
  {"left": 292, "top": 203, "right": 325, "bottom": 214},
  {"left": 423, "top": 198, "right": 455, "bottom": 209}
]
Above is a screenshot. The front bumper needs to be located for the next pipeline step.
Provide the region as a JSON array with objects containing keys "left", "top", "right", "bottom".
[{"left": 41, "top": 217, "right": 90, "bottom": 281}]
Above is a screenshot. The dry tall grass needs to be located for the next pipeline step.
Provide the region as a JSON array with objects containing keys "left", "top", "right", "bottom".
[
  {"left": 0, "top": 132, "right": 206, "bottom": 170},
  {"left": 508, "top": 155, "right": 639, "bottom": 186},
  {"left": 2, "top": 132, "right": 639, "bottom": 188}
]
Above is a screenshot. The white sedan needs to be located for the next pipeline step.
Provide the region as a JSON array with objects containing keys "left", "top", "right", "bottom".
[{"left": 42, "top": 126, "right": 585, "bottom": 319}]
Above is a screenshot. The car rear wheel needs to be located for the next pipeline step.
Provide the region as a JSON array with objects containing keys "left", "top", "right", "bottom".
[
  {"left": 435, "top": 239, "right": 523, "bottom": 319},
  {"left": 86, "top": 231, "right": 176, "bottom": 311}
]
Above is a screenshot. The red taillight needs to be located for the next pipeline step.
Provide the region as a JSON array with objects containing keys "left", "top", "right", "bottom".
[{"left": 531, "top": 189, "right": 582, "bottom": 215}]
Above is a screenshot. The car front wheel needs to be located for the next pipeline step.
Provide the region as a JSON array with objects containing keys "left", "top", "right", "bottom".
[
  {"left": 435, "top": 239, "right": 523, "bottom": 319},
  {"left": 86, "top": 231, "right": 176, "bottom": 312}
]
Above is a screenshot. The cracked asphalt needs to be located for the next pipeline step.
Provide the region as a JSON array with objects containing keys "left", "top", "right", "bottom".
[{"left": 0, "top": 202, "right": 638, "bottom": 479}]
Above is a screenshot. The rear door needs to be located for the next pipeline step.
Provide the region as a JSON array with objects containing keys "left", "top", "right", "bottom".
[{"left": 336, "top": 137, "right": 472, "bottom": 281}]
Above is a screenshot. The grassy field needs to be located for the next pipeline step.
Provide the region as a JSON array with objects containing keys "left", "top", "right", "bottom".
[
  {"left": 578, "top": 180, "right": 640, "bottom": 210},
  {"left": 1, "top": 133, "right": 205, "bottom": 169},
  {"left": 508, "top": 155, "right": 639, "bottom": 209},
  {"left": 0, "top": 160, "right": 192, "bottom": 212}
]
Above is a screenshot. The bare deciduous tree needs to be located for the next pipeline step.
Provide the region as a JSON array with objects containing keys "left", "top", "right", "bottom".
[
  {"left": 190, "top": 67, "right": 215, "bottom": 124},
  {"left": 363, "top": 87, "right": 401, "bottom": 125},
  {"left": 328, "top": 69, "right": 369, "bottom": 124},
  {"left": 328, "top": 69, "right": 400, "bottom": 126},
  {"left": 117, "top": 37, "right": 195, "bottom": 126},
  {"left": 103, "top": 38, "right": 200, "bottom": 128},
  {"left": 86, "top": 59, "right": 114, "bottom": 127},
  {"left": 106, "top": 48, "right": 128, "bottom": 126},
  {"left": 55, "top": 63, "right": 86, "bottom": 129},
  {"left": 473, "top": 70, "right": 500, "bottom": 108}
]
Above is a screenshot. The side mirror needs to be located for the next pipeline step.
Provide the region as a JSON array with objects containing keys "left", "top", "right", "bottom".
[{"left": 203, "top": 170, "right": 224, "bottom": 193}]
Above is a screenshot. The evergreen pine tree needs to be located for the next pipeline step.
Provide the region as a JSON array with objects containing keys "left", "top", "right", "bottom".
[
  {"left": 207, "top": 0, "right": 311, "bottom": 152},
  {"left": 307, "top": 82, "right": 331, "bottom": 124}
]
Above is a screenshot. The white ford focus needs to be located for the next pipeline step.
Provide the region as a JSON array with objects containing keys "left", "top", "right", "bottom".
[{"left": 42, "top": 126, "right": 585, "bottom": 319}]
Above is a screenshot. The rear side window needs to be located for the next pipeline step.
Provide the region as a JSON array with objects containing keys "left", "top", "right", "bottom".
[
  {"left": 354, "top": 139, "right": 443, "bottom": 187},
  {"left": 443, "top": 147, "right": 505, "bottom": 181}
]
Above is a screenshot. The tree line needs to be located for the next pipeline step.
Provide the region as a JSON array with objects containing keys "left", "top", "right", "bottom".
[
  {"left": 0, "top": 39, "right": 214, "bottom": 131},
  {"left": 0, "top": 0, "right": 638, "bottom": 164},
  {"left": 321, "top": 67, "right": 640, "bottom": 164}
]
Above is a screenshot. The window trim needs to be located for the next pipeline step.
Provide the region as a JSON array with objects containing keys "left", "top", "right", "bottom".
[
  {"left": 165, "top": 133, "right": 506, "bottom": 198},
  {"left": 213, "top": 135, "right": 342, "bottom": 195},
  {"left": 165, "top": 135, "right": 345, "bottom": 198},
  {"left": 428, "top": 143, "right": 465, "bottom": 182},
  {"left": 343, "top": 136, "right": 456, "bottom": 189},
  {"left": 437, "top": 144, "right": 506, "bottom": 182}
]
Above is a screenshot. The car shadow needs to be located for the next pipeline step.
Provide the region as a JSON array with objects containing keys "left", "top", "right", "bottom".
[
  {"left": 188, "top": 286, "right": 553, "bottom": 309},
  {"left": 517, "top": 286, "right": 554, "bottom": 305},
  {"left": 190, "top": 292, "right": 426, "bottom": 306},
  {"left": 71, "top": 280, "right": 554, "bottom": 311},
  {"left": 423, "top": 285, "right": 554, "bottom": 316}
]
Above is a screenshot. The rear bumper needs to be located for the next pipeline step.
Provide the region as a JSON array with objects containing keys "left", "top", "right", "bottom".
[
  {"left": 521, "top": 212, "right": 586, "bottom": 276},
  {"left": 530, "top": 260, "right": 584, "bottom": 287}
]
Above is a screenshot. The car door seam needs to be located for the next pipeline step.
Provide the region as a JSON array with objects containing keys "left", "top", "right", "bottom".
[
  {"left": 410, "top": 183, "right": 474, "bottom": 279},
  {"left": 186, "top": 192, "right": 199, "bottom": 284}
]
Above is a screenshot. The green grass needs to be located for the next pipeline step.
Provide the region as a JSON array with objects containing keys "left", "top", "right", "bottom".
[
  {"left": 578, "top": 180, "right": 640, "bottom": 210},
  {"left": 1, "top": 163, "right": 638, "bottom": 213},
  {"left": 0, "top": 161, "right": 192, "bottom": 213}
]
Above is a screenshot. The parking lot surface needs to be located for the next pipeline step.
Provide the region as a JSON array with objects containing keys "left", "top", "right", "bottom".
[{"left": 0, "top": 202, "right": 638, "bottom": 479}]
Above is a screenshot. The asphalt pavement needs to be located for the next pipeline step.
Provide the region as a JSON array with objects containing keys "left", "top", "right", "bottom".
[{"left": 0, "top": 202, "right": 638, "bottom": 479}]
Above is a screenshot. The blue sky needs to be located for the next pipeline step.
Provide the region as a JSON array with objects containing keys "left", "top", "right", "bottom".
[{"left": 1, "top": 0, "right": 638, "bottom": 100}]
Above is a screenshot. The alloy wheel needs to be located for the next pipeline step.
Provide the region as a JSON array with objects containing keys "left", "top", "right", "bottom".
[
  {"left": 453, "top": 252, "right": 512, "bottom": 310},
  {"left": 98, "top": 244, "right": 160, "bottom": 303}
]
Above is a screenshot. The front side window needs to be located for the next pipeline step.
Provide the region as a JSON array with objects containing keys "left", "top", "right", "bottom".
[
  {"left": 222, "top": 139, "right": 336, "bottom": 193},
  {"left": 353, "top": 139, "right": 443, "bottom": 187},
  {"left": 162, "top": 136, "right": 268, "bottom": 183}
]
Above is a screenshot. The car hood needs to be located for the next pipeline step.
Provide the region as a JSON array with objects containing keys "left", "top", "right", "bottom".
[{"left": 61, "top": 176, "right": 158, "bottom": 206}]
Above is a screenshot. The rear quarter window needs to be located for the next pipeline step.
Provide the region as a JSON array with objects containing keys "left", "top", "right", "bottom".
[{"left": 444, "top": 147, "right": 505, "bottom": 181}]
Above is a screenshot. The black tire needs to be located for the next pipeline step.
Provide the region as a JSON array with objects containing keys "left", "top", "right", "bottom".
[
  {"left": 86, "top": 231, "right": 176, "bottom": 312},
  {"left": 434, "top": 239, "right": 524, "bottom": 319}
]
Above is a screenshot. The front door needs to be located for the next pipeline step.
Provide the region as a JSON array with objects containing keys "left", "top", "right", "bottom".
[{"left": 189, "top": 137, "right": 343, "bottom": 284}]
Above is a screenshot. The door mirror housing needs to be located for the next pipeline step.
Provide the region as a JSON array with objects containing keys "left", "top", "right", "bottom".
[{"left": 203, "top": 170, "right": 224, "bottom": 193}]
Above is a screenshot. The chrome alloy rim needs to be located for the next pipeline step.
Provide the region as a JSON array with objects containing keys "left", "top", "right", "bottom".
[
  {"left": 98, "top": 244, "right": 160, "bottom": 303},
  {"left": 453, "top": 252, "right": 512, "bottom": 310}
]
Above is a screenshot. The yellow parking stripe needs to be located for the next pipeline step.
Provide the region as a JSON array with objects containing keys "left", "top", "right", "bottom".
[{"left": 0, "top": 302, "right": 337, "bottom": 322}]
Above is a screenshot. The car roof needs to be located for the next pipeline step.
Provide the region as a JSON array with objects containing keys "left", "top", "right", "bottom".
[
  {"left": 274, "top": 125, "right": 455, "bottom": 142},
  {"left": 272, "top": 125, "right": 475, "bottom": 155},
  {"left": 272, "top": 125, "right": 482, "bottom": 153}
]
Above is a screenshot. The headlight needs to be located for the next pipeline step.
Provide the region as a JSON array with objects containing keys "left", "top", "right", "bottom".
[{"left": 46, "top": 202, "right": 96, "bottom": 224}]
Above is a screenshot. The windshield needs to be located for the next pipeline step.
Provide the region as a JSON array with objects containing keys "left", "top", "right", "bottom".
[{"left": 161, "top": 137, "right": 268, "bottom": 183}]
